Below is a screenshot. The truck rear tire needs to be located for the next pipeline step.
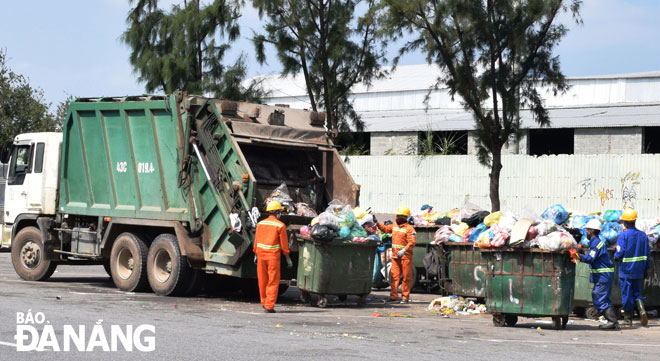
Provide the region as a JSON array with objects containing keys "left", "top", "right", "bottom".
[
  {"left": 110, "top": 232, "right": 150, "bottom": 292},
  {"left": 147, "top": 234, "right": 191, "bottom": 296},
  {"left": 11, "top": 227, "right": 57, "bottom": 281}
]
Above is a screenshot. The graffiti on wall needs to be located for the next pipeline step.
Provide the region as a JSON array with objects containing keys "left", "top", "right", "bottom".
[
  {"left": 597, "top": 188, "right": 614, "bottom": 206},
  {"left": 621, "top": 172, "right": 640, "bottom": 209},
  {"left": 577, "top": 172, "right": 641, "bottom": 209}
]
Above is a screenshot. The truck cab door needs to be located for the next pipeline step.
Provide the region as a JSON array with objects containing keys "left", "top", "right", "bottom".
[{"left": 5, "top": 143, "right": 32, "bottom": 223}]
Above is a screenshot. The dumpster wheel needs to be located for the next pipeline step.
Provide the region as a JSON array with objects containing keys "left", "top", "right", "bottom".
[
  {"left": 551, "top": 317, "right": 562, "bottom": 330},
  {"left": 357, "top": 294, "right": 369, "bottom": 306},
  {"left": 562, "top": 316, "right": 569, "bottom": 329},
  {"left": 585, "top": 306, "right": 599, "bottom": 320},
  {"left": 492, "top": 314, "right": 506, "bottom": 327},
  {"left": 300, "top": 290, "right": 312, "bottom": 304},
  {"left": 317, "top": 296, "right": 328, "bottom": 308}
]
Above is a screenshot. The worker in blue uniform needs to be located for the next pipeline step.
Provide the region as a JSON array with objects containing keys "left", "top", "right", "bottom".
[
  {"left": 579, "top": 219, "right": 618, "bottom": 329},
  {"left": 614, "top": 208, "right": 651, "bottom": 327}
]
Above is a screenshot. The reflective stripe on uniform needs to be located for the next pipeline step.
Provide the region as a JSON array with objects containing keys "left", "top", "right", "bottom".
[
  {"left": 596, "top": 241, "right": 605, "bottom": 250},
  {"left": 256, "top": 243, "right": 281, "bottom": 250},
  {"left": 622, "top": 256, "right": 648, "bottom": 262},
  {"left": 392, "top": 227, "right": 408, "bottom": 234},
  {"left": 590, "top": 267, "right": 614, "bottom": 273},
  {"left": 258, "top": 221, "right": 283, "bottom": 228},
  {"left": 392, "top": 245, "right": 406, "bottom": 249}
]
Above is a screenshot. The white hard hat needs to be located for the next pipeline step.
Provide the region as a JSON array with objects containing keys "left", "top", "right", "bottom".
[{"left": 585, "top": 219, "right": 602, "bottom": 231}]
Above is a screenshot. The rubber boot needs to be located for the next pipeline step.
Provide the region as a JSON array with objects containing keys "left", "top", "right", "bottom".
[
  {"left": 622, "top": 310, "right": 633, "bottom": 328},
  {"left": 636, "top": 299, "right": 648, "bottom": 326},
  {"left": 599, "top": 307, "right": 619, "bottom": 330}
]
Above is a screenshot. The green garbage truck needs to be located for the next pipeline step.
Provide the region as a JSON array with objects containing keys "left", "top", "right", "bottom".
[{"left": 2, "top": 92, "right": 359, "bottom": 296}]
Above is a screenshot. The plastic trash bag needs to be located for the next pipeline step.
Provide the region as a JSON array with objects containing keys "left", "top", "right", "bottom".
[
  {"left": 357, "top": 214, "right": 374, "bottom": 226},
  {"left": 464, "top": 211, "right": 490, "bottom": 227},
  {"left": 451, "top": 222, "right": 470, "bottom": 236},
  {"left": 534, "top": 219, "right": 558, "bottom": 237},
  {"left": 538, "top": 231, "right": 576, "bottom": 251},
  {"left": 484, "top": 211, "right": 502, "bottom": 227},
  {"left": 569, "top": 214, "right": 594, "bottom": 230},
  {"left": 295, "top": 203, "right": 317, "bottom": 217},
  {"left": 319, "top": 212, "right": 339, "bottom": 230},
  {"left": 344, "top": 211, "right": 357, "bottom": 227},
  {"left": 541, "top": 204, "right": 569, "bottom": 225},
  {"left": 601, "top": 221, "right": 623, "bottom": 245},
  {"left": 579, "top": 228, "right": 590, "bottom": 247},
  {"left": 433, "top": 226, "right": 454, "bottom": 244},
  {"left": 338, "top": 225, "right": 351, "bottom": 239},
  {"left": 299, "top": 225, "right": 311, "bottom": 237},
  {"left": 603, "top": 210, "right": 622, "bottom": 222},
  {"left": 459, "top": 203, "right": 482, "bottom": 222},
  {"left": 468, "top": 223, "right": 488, "bottom": 242},
  {"left": 497, "top": 211, "right": 518, "bottom": 233},
  {"left": 349, "top": 223, "right": 368, "bottom": 238},
  {"left": 265, "top": 183, "right": 295, "bottom": 213},
  {"left": 362, "top": 222, "right": 378, "bottom": 235},
  {"left": 448, "top": 234, "right": 463, "bottom": 243},
  {"left": 647, "top": 225, "right": 660, "bottom": 244},
  {"left": 352, "top": 207, "right": 367, "bottom": 220},
  {"left": 310, "top": 224, "right": 335, "bottom": 241},
  {"left": 230, "top": 213, "right": 242, "bottom": 233},
  {"left": 521, "top": 207, "right": 543, "bottom": 225}
]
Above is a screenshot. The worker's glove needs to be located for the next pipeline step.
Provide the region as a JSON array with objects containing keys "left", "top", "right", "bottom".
[
  {"left": 397, "top": 249, "right": 406, "bottom": 258},
  {"left": 253, "top": 255, "right": 257, "bottom": 264},
  {"left": 286, "top": 256, "right": 293, "bottom": 269}
]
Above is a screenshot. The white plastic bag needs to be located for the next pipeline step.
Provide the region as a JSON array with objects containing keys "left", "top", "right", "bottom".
[
  {"left": 230, "top": 213, "right": 242, "bottom": 233},
  {"left": 319, "top": 212, "right": 340, "bottom": 230}
]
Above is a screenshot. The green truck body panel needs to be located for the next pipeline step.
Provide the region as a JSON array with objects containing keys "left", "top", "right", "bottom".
[
  {"left": 574, "top": 249, "right": 660, "bottom": 309},
  {"left": 444, "top": 242, "right": 487, "bottom": 298},
  {"left": 482, "top": 248, "right": 575, "bottom": 317},
  {"left": 58, "top": 94, "right": 358, "bottom": 277},
  {"left": 297, "top": 238, "right": 376, "bottom": 296},
  {"left": 60, "top": 97, "right": 190, "bottom": 221}
]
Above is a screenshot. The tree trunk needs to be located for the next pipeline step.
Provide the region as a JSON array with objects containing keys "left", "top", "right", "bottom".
[{"left": 489, "top": 145, "right": 503, "bottom": 212}]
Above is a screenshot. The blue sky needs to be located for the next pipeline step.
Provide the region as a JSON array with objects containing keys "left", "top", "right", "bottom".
[{"left": 1, "top": 0, "right": 660, "bottom": 109}]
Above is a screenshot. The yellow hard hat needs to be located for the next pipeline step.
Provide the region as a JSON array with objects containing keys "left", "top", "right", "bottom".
[
  {"left": 395, "top": 206, "right": 411, "bottom": 217},
  {"left": 620, "top": 208, "right": 637, "bottom": 221},
  {"left": 266, "top": 200, "right": 284, "bottom": 212}
]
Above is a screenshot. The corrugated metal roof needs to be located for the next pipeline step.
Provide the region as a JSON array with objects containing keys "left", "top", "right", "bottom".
[
  {"left": 359, "top": 103, "right": 660, "bottom": 132},
  {"left": 344, "top": 154, "right": 660, "bottom": 216}
]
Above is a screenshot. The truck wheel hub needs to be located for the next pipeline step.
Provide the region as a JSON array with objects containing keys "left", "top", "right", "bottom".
[
  {"left": 153, "top": 249, "right": 172, "bottom": 283},
  {"left": 20, "top": 242, "right": 40, "bottom": 269},
  {"left": 116, "top": 248, "right": 135, "bottom": 280}
]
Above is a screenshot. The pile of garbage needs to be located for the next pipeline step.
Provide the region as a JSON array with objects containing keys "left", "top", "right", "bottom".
[
  {"left": 427, "top": 296, "right": 487, "bottom": 316},
  {"left": 428, "top": 202, "right": 660, "bottom": 251},
  {"left": 299, "top": 200, "right": 380, "bottom": 244},
  {"left": 264, "top": 182, "right": 318, "bottom": 217}
]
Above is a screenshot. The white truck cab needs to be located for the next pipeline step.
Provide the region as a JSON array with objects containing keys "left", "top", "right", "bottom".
[{"left": 1, "top": 132, "right": 62, "bottom": 248}]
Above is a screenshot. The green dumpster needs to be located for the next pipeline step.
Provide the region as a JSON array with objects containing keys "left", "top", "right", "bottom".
[
  {"left": 413, "top": 225, "right": 439, "bottom": 292},
  {"left": 574, "top": 248, "right": 660, "bottom": 318},
  {"left": 481, "top": 248, "right": 576, "bottom": 330},
  {"left": 442, "top": 242, "right": 488, "bottom": 299},
  {"left": 296, "top": 236, "right": 377, "bottom": 307}
]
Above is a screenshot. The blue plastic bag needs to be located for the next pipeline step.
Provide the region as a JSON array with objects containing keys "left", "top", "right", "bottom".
[
  {"left": 570, "top": 215, "right": 594, "bottom": 230},
  {"left": 579, "top": 228, "right": 590, "bottom": 247},
  {"left": 448, "top": 234, "right": 463, "bottom": 243},
  {"left": 603, "top": 210, "right": 622, "bottom": 222},
  {"left": 468, "top": 223, "right": 488, "bottom": 242},
  {"left": 338, "top": 225, "right": 351, "bottom": 240},
  {"left": 600, "top": 222, "right": 623, "bottom": 245},
  {"left": 541, "top": 204, "right": 569, "bottom": 225}
]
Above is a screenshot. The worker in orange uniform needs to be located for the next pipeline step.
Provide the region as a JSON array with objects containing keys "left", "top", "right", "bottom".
[
  {"left": 253, "top": 200, "right": 292, "bottom": 313},
  {"left": 377, "top": 206, "right": 416, "bottom": 303}
]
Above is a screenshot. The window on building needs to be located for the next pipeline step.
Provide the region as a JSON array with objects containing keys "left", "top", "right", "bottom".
[
  {"left": 336, "top": 132, "right": 370, "bottom": 155},
  {"left": 643, "top": 127, "right": 660, "bottom": 154},
  {"left": 528, "top": 128, "right": 574, "bottom": 156},
  {"left": 418, "top": 130, "right": 468, "bottom": 155}
]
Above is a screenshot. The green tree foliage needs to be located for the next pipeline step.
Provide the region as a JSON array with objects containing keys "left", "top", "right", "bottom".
[
  {"left": 122, "top": 0, "right": 265, "bottom": 101},
  {"left": 0, "top": 50, "right": 57, "bottom": 158},
  {"left": 375, "top": 0, "right": 581, "bottom": 211},
  {"left": 251, "top": 0, "right": 385, "bottom": 138}
]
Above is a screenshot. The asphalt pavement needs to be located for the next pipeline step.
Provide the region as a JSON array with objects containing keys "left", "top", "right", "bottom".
[{"left": 1, "top": 250, "right": 659, "bottom": 361}]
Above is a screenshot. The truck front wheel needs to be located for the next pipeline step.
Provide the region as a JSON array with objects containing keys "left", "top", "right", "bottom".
[
  {"left": 11, "top": 227, "right": 57, "bottom": 281},
  {"left": 110, "top": 232, "right": 150, "bottom": 292},
  {"left": 147, "top": 234, "right": 191, "bottom": 296}
]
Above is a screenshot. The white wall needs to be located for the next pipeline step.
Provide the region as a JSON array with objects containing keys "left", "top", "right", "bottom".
[{"left": 344, "top": 154, "right": 660, "bottom": 216}]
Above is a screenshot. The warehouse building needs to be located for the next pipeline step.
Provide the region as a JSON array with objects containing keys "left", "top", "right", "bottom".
[{"left": 255, "top": 64, "right": 660, "bottom": 156}]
